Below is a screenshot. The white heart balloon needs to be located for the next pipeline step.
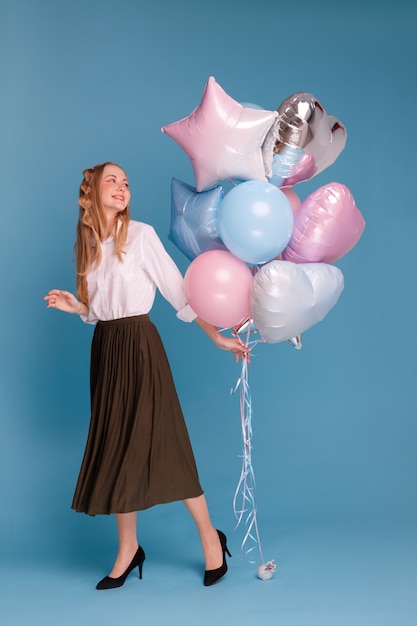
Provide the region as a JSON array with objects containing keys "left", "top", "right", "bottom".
[{"left": 251, "top": 260, "right": 344, "bottom": 343}]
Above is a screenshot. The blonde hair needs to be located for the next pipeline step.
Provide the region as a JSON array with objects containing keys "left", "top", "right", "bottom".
[{"left": 75, "top": 162, "right": 130, "bottom": 305}]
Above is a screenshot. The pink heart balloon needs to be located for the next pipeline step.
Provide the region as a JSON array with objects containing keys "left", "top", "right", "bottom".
[
  {"left": 161, "top": 76, "right": 278, "bottom": 191},
  {"left": 282, "top": 183, "right": 365, "bottom": 264}
]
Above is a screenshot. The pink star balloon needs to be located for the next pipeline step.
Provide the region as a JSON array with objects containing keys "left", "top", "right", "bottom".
[{"left": 161, "top": 76, "right": 278, "bottom": 191}]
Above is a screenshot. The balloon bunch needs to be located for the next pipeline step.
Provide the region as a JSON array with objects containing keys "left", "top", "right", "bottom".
[
  {"left": 162, "top": 76, "right": 365, "bottom": 344},
  {"left": 162, "top": 76, "right": 365, "bottom": 576}
]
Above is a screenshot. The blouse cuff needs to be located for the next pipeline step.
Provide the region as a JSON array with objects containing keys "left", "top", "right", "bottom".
[
  {"left": 80, "top": 313, "right": 98, "bottom": 325},
  {"left": 176, "top": 303, "right": 198, "bottom": 323}
]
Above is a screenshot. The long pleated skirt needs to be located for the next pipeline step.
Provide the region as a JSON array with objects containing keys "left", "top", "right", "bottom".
[{"left": 72, "top": 314, "right": 203, "bottom": 515}]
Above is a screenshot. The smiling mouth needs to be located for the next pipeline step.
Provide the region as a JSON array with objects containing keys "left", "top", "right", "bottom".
[{"left": 112, "top": 195, "right": 125, "bottom": 201}]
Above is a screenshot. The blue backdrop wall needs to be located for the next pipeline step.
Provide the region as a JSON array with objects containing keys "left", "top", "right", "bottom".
[{"left": 0, "top": 0, "right": 416, "bottom": 564}]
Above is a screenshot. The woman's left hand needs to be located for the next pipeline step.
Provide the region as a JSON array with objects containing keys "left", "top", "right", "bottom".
[
  {"left": 195, "top": 317, "right": 250, "bottom": 362},
  {"left": 213, "top": 332, "right": 250, "bottom": 363}
]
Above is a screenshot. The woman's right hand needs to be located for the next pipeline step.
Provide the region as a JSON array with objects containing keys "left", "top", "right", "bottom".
[{"left": 44, "top": 289, "right": 87, "bottom": 315}]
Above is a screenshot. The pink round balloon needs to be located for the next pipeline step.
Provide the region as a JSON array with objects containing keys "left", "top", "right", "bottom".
[
  {"left": 281, "top": 187, "right": 302, "bottom": 216},
  {"left": 282, "top": 182, "right": 365, "bottom": 263},
  {"left": 184, "top": 250, "right": 253, "bottom": 328},
  {"left": 283, "top": 152, "right": 317, "bottom": 186}
]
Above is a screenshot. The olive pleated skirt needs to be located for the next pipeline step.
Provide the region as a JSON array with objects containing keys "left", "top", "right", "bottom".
[{"left": 72, "top": 314, "right": 203, "bottom": 515}]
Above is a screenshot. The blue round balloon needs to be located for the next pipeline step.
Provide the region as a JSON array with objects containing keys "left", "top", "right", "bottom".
[{"left": 218, "top": 181, "right": 294, "bottom": 264}]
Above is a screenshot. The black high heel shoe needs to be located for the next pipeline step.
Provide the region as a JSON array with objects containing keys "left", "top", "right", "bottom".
[
  {"left": 96, "top": 545, "right": 146, "bottom": 590},
  {"left": 204, "top": 530, "right": 231, "bottom": 586}
]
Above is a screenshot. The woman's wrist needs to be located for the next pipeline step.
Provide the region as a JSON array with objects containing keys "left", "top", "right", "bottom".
[
  {"left": 194, "top": 317, "right": 220, "bottom": 342},
  {"left": 76, "top": 301, "right": 88, "bottom": 316}
]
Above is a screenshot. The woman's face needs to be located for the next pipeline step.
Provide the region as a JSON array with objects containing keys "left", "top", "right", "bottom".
[{"left": 99, "top": 164, "right": 131, "bottom": 217}]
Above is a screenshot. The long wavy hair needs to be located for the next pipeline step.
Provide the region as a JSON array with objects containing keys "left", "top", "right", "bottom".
[{"left": 75, "top": 162, "right": 130, "bottom": 305}]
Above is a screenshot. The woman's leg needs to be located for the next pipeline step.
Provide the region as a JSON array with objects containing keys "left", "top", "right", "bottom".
[
  {"left": 107, "top": 512, "right": 139, "bottom": 578},
  {"left": 183, "top": 494, "right": 223, "bottom": 570}
]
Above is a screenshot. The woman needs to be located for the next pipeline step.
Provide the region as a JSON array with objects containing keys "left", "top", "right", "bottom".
[{"left": 44, "top": 162, "right": 248, "bottom": 590}]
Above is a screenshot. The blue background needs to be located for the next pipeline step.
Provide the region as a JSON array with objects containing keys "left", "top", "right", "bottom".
[{"left": 1, "top": 1, "right": 416, "bottom": 624}]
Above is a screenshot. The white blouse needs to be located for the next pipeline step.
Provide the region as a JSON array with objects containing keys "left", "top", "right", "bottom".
[{"left": 81, "top": 220, "right": 197, "bottom": 325}]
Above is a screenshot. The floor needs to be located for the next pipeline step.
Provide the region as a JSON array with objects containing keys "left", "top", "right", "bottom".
[{"left": 1, "top": 517, "right": 416, "bottom": 626}]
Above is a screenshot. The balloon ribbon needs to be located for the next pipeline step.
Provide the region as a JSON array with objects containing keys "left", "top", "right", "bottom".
[{"left": 231, "top": 337, "right": 264, "bottom": 564}]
